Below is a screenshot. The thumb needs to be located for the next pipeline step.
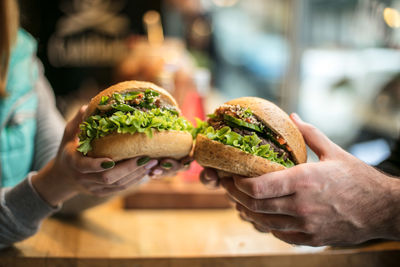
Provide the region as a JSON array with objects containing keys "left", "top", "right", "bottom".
[
  {"left": 290, "top": 113, "right": 338, "bottom": 159},
  {"left": 62, "top": 105, "right": 88, "bottom": 144}
]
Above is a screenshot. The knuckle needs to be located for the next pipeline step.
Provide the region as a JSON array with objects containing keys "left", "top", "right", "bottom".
[
  {"left": 305, "top": 123, "right": 318, "bottom": 134},
  {"left": 248, "top": 181, "right": 264, "bottom": 199},
  {"left": 75, "top": 162, "right": 87, "bottom": 174},
  {"left": 295, "top": 175, "right": 314, "bottom": 191},
  {"left": 295, "top": 205, "right": 310, "bottom": 217},
  {"left": 302, "top": 221, "right": 316, "bottom": 234},
  {"left": 72, "top": 158, "right": 91, "bottom": 174},
  {"left": 99, "top": 173, "right": 113, "bottom": 184},
  {"left": 294, "top": 164, "right": 307, "bottom": 177},
  {"left": 126, "top": 163, "right": 139, "bottom": 173},
  {"left": 113, "top": 179, "right": 124, "bottom": 186}
]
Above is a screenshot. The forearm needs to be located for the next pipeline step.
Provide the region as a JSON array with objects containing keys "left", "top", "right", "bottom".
[
  {"left": 31, "top": 159, "right": 78, "bottom": 207},
  {"left": 58, "top": 182, "right": 142, "bottom": 216},
  {"left": 0, "top": 174, "right": 60, "bottom": 249}
]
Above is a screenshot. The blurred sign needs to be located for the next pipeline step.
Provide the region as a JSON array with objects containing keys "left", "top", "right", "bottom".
[{"left": 48, "top": 0, "right": 130, "bottom": 67}]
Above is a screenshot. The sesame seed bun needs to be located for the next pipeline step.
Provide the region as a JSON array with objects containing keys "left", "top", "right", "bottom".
[{"left": 83, "top": 81, "right": 192, "bottom": 161}]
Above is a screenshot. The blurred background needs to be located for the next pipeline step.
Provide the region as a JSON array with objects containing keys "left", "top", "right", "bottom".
[{"left": 19, "top": 0, "right": 400, "bottom": 167}]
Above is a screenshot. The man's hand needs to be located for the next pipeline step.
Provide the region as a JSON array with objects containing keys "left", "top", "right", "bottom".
[{"left": 207, "top": 114, "right": 400, "bottom": 246}]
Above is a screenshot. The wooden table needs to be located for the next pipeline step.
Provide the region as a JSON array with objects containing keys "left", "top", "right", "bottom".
[{"left": 1, "top": 198, "right": 399, "bottom": 267}]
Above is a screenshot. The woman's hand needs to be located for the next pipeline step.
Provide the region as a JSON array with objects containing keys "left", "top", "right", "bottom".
[{"left": 31, "top": 106, "right": 159, "bottom": 206}]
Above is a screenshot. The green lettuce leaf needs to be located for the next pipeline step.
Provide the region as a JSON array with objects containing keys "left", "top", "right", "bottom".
[
  {"left": 78, "top": 108, "right": 193, "bottom": 155},
  {"left": 195, "top": 123, "right": 294, "bottom": 168}
]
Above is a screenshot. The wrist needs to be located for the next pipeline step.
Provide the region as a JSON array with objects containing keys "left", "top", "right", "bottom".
[
  {"left": 31, "top": 159, "right": 78, "bottom": 207},
  {"left": 381, "top": 174, "right": 400, "bottom": 240}
]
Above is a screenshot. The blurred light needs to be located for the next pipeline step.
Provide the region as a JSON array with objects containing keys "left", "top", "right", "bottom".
[
  {"left": 143, "top": 10, "right": 160, "bottom": 25},
  {"left": 192, "top": 18, "right": 212, "bottom": 37},
  {"left": 143, "top": 10, "right": 164, "bottom": 45},
  {"left": 212, "top": 0, "right": 239, "bottom": 8},
  {"left": 349, "top": 139, "right": 391, "bottom": 165},
  {"left": 383, "top": 7, "right": 400, "bottom": 28}
]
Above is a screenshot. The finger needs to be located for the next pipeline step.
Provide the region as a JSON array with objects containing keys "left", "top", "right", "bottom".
[
  {"left": 102, "top": 157, "right": 157, "bottom": 184},
  {"left": 204, "top": 168, "right": 219, "bottom": 182},
  {"left": 271, "top": 230, "right": 315, "bottom": 246},
  {"left": 200, "top": 168, "right": 219, "bottom": 189},
  {"left": 236, "top": 208, "right": 271, "bottom": 233},
  {"left": 238, "top": 210, "right": 253, "bottom": 223},
  {"left": 67, "top": 143, "right": 115, "bottom": 174},
  {"left": 216, "top": 170, "right": 235, "bottom": 179},
  {"left": 85, "top": 167, "right": 149, "bottom": 190},
  {"left": 237, "top": 203, "right": 302, "bottom": 232},
  {"left": 232, "top": 170, "right": 297, "bottom": 199},
  {"left": 149, "top": 167, "right": 164, "bottom": 179},
  {"left": 160, "top": 158, "right": 181, "bottom": 172},
  {"left": 62, "top": 105, "right": 87, "bottom": 144},
  {"left": 109, "top": 166, "right": 150, "bottom": 187},
  {"left": 180, "top": 156, "right": 194, "bottom": 167},
  {"left": 290, "top": 113, "right": 337, "bottom": 159},
  {"left": 221, "top": 178, "right": 295, "bottom": 215},
  {"left": 91, "top": 175, "right": 144, "bottom": 197}
]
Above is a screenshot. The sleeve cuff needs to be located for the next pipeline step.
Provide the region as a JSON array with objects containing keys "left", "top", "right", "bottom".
[{"left": 3, "top": 172, "right": 61, "bottom": 230}]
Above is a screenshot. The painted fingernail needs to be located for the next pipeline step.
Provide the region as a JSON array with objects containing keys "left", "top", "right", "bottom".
[
  {"left": 145, "top": 159, "right": 158, "bottom": 170},
  {"left": 161, "top": 162, "right": 173, "bottom": 169},
  {"left": 153, "top": 169, "right": 163, "bottom": 175},
  {"left": 101, "top": 161, "right": 115, "bottom": 169},
  {"left": 291, "top": 113, "right": 302, "bottom": 122},
  {"left": 137, "top": 156, "right": 151, "bottom": 166}
]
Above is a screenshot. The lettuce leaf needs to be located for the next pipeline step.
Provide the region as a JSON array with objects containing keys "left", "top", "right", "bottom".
[
  {"left": 195, "top": 122, "right": 294, "bottom": 168},
  {"left": 78, "top": 108, "right": 193, "bottom": 155}
]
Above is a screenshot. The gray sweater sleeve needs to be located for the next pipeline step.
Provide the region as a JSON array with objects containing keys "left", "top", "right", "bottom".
[
  {"left": 32, "top": 62, "right": 65, "bottom": 171},
  {"left": 0, "top": 172, "right": 60, "bottom": 249}
]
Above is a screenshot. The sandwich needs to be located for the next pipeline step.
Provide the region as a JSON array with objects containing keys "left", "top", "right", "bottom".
[
  {"left": 77, "top": 81, "right": 193, "bottom": 161},
  {"left": 193, "top": 97, "right": 307, "bottom": 177}
]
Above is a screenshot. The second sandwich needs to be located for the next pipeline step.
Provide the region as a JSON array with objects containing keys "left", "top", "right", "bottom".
[{"left": 193, "top": 97, "right": 307, "bottom": 177}]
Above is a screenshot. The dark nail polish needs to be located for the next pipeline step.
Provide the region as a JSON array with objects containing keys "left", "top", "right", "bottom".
[
  {"left": 101, "top": 161, "right": 115, "bottom": 169},
  {"left": 137, "top": 156, "right": 151, "bottom": 166},
  {"left": 161, "top": 162, "right": 173, "bottom": 169}
]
